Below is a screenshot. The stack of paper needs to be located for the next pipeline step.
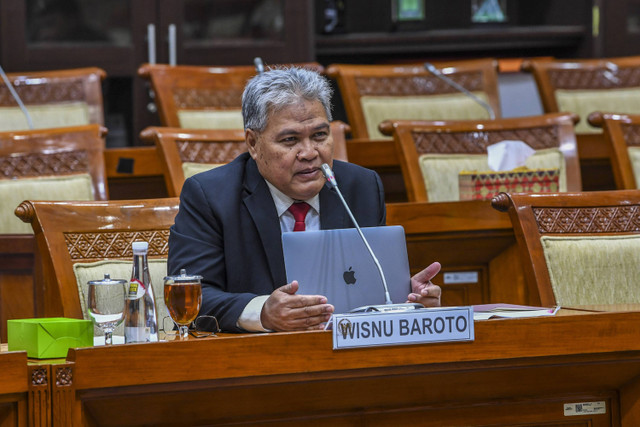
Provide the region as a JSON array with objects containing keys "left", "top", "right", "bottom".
[{"left": 473, "top": 304, "right": 559, "bottom": 321}]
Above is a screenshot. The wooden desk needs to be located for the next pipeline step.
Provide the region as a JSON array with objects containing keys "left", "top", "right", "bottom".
[
  {"left": 387, "top": 201, "right": 528, "bottom": 306},
  {"left": 0, "top": 351, "right": 28, "bottom": 426},
  {"left": 31, "top": 310, "right": 640, "bottom": 426}
]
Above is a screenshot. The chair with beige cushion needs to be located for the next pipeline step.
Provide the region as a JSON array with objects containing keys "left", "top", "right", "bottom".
[
  {"left": 491, "top": 190, "right": 640, "bottom": 307},
  {"left": 522, "top": 56, "right": 640, "bottom": 147},
  {"left": 0, "top": 124, "right": 108, "bottom": 234},
  {"left": 0, "top": 67, "right": 106, "bottom": 131},
  {"left": 137, "top": 62, "right": 325, "bottom": 130},
  {"left": 379, "top": 113, "right": 581, "bottom": 203},
  {"left": 326, "top": 59, "right": 501, "bottom": 140},
  {"left": 588, "top": 111, "right": 640, "bottom": 190},
  {"left": 15, "top": 198, "right": 179, "bottom": 326},
  {"left": 141, "top": 121, "right": 351, "bottom": 197}
]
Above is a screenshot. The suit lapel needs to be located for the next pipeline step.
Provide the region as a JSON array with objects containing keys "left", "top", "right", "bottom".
[
  {"left": 243, "top": 159, "right": 287, "bottom": 288},
  {"left": 319, "top": 184, "right": 350, "bottom": 230}
]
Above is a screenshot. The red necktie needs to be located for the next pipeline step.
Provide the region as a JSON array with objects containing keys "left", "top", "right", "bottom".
[{"left": 288, "top": 202, "right": 311, "bottom": 232}]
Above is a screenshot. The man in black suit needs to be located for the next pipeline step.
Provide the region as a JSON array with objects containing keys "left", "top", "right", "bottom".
[{"left": 168, "top": 67, "right": 441, "bottom": 332}]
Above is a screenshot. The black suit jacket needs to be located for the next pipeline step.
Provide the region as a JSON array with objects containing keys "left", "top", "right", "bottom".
[{"left": 168, "top": 152, "right": 386, "bottom": 332}]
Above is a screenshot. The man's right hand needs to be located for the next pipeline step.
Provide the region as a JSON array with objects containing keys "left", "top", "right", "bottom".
[{"left": 260, "top": 281, "right": 334, "bottom": 331}]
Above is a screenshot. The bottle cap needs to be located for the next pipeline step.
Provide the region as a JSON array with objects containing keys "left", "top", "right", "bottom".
[{"left": 132, "top": 241, "right": 149, "bottom": 255}]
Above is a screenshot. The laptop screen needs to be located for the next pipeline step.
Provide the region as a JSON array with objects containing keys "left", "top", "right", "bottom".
[{"left": 282, "top": 225, "right": 411, "bottom": 313}]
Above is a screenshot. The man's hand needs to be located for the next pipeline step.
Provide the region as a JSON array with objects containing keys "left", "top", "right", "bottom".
[
  {"left": 407, "top": 261, "right": 442, "bottom": 307},
  {"left": 261, "top": 281, "right": 334, "bottom": 331}
]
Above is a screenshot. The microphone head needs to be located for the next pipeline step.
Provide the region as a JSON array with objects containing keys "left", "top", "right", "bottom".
[
  {"left": 320, "top": 163, "right": 338, "bottom": 188},
  {"left": 254, "top": 57, "right": 265, "bottom": 74},
  {"left": 423, "top": 62, "right": 437, "bottom": 73}
]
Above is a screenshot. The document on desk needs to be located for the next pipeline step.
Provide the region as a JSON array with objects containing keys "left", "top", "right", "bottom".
[{"left": 473, "top": 304, "right": 559, "bottom": 320}]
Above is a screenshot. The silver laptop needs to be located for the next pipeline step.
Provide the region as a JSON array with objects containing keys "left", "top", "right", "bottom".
[{"left": 282, "top": 225, "right": 411, "bottom": 314}]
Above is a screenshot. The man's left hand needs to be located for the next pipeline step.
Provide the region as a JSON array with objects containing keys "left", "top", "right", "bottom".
[{"left": 407, "top": 261, "right": 442, "bottom": 307}]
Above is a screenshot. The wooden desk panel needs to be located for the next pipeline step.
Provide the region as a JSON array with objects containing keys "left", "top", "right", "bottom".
[
  {"left": 0, "top": 351, "right": 28, "bottom": 427},
  {"left": 44, "top": 311, "right": 640, "bottom": 426},
  {"left": 387, "top": 201, "right": 528, "bottom": 306}
]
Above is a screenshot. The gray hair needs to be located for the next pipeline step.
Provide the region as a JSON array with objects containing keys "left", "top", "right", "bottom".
[{"left": 242, "top": 67, "right": 333, "bottom": 132}]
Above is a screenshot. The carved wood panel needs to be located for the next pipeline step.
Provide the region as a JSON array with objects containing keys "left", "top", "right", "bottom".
[
  {"left": 533, "top": 205, "right": 640, "bottom": 233},
  {"left": 0, "top": 79, "right": 87, "bottom": 106},
  {"left": 177, "top": 141, "right": 246, "bottom": 163},
  {"left": 173, "top": 88, "right": 244, "bottom": 109},
  {"left": 0, "top": 151, "right": 89, "bottom": 178},
  {"left": 28, "top": 365, "right": 51, "bottom": 427},
  {"left": 411, "top": 126, "right": 560, "bottom": 154},
  {"left": 549, "top": 67, "right": 640, "bottom": 90},
  {"left": 355, "top": 72, "right": 483, "bottom": 96},
  {"left": 621, "top": 123, "right": 640, "bottom": 146},
  {"left": 64, "top": 230, "right": 170, "bottom": 261}
]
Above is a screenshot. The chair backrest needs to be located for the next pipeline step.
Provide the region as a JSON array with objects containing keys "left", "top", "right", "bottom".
[
  {"left": 137, "top": 62, "right": 325, "bottom": 129},
  {"left": 141, "top": 121, "right": 351, "bottom": 197},
  {"left": 326, "top": 59, "right": 501, "bottom": 140},
  {"left": 491, "top": 190, "right": 640, "bottom": 307},
  {"left": 0, "top": 67, "right": 106, "bottom": 131},
  {"left": 522, "top": 56, "right": 640, "bottom": 135},
  {"left": 588, "top": 111, "right": 640, "bottom": 190},
  {"left": 0, "top": 124, "right": 108, "bottom": 234},
  {"left": 379, "top": 113, "right": 581, "bottom": 202},
  {"left": 15, "top": 198, "right": 179, "bottom": 322}
]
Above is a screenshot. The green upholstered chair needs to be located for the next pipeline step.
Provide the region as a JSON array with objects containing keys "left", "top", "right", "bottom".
[
  {"left": 326, "top": 59, "right": 501, "bottom": 140},
  {"left": 379, "top": 113, "right": 581, "bottom": 203},
  {"left": 14, "top": 199, "right": 179, "bottom": 325},
  {"left": 588, "top": 112, "right": 640, "bottom": 190},
  {"left": 0, "top": 124, "right": 108, "bottom": 234},
  {"left": 491, "top": 190, "right": 640, "bottom": 307},
  {"left": 0, "top": 67, "right": 106, "bottom": 131}
]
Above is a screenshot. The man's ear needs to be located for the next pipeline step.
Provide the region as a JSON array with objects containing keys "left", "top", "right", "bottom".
[{"left": 245, "top": 129, "right": 258, "bottom": 159}]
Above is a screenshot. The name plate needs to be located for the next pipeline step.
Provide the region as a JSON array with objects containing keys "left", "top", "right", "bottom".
[{"left": 332, "top": 306, "right": 474, "bottom": 350}]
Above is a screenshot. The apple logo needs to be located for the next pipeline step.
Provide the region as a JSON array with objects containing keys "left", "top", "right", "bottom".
[{"left": 343, "top": 266, "right": 356, "bottom": 285}]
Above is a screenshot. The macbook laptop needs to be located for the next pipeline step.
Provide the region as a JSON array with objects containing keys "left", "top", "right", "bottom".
[{"left": 282, "top": 225, "right": 412, "bottom": 314}]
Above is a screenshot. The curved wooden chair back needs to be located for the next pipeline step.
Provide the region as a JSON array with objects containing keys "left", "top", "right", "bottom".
[
  {"left": 141, "top": 121, "right": 350, "bottom": 197},
  {"left": 15, "top": 198, "right": 179, "bottom": 319},
  {"left": 326, "top": 59, "right": 501, "bottom": 140},
  {"left": 522, "top": 56, "right": 640, "bottom": 139},
  {"left": 491, "top": 190, "right": 640, "bottom": 307},
  {"left": 379, "top": 113, "right": 581, "bottom": 202},
  {"left": 137, "top": 62, "right": 325, "bottom": 129},
  {"left": 0, "top": 67, "right": 106, "bottom": 131},
  {"left": 0, "top": 124, "right": 108, "bottom": 234},
  {"left": 588, "top": 111, "right": 640, "bottom": 189}
]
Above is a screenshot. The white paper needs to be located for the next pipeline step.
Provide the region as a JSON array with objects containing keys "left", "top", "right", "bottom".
[{"left": 487, "top": 140, "right": 535, "bottom": 171}]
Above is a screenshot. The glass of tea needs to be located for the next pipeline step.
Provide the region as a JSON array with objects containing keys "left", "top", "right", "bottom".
[{"left": 163, "top": 269, "right": 203, "bottom": 339}]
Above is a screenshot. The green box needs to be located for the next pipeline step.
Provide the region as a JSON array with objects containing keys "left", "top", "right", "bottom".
[{"left": 7, "top": 317, "right": 93, "bottom": 359}]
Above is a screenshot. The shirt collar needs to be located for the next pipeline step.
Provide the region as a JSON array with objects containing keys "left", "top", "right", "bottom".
[{"left": 265, "top": 179, "right": 320, "bottom": 217}]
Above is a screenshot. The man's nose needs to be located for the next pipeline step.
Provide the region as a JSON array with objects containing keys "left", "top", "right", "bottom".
[{"left": 297, "top": 139, "right": 318, "bottom": 160}]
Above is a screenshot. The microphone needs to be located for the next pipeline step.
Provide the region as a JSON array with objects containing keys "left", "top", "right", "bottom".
[
  {"left": 0, "top": 65, "right": 34, "bottom": 129},
  {"left": 423, "top": 62, "right": 496, "bottom": 120},
  {"left": 321, "top": 163, "right": 424, "bottom": 314},
  {"left": 254, "top": 57, "right": 265, "bottom": 75}
]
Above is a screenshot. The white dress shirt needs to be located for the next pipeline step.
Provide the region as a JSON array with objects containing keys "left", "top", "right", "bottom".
[{"left": 236, "top": 180, "right": 320, "bottom": 332}]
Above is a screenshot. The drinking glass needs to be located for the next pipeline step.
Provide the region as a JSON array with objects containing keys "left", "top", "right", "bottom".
[
  {"left": 87, "top": 274, "right": 127, "bottom": 345},
  {"left": 164, "top": 269, "right": 203, "bottom": 339}
]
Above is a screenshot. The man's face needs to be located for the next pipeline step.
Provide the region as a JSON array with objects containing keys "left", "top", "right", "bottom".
[{"left": 246, "top": 99, "right": 334, "bottom": 200}]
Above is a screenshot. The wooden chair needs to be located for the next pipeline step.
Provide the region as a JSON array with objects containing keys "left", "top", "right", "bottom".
[
  {"left": 522, "top": 56, "right": 640, "bottom": 142},
  {"left": 588, "top": 111, "right": 640, "bottom": 189},
  {"left": 137, "top": 62, "right": 325, "bottom": 130},
  {"left": 0, "top": 124, "right": 108, "bottom": 234},
  {"left": 0, "top": 67, "right": 106, "bottom": 131},
  {"left": 379, "top": 113, "right": 581, "bottom": 203},
  {"left": 14, "top": 198, "right": 179, "bottom": 322},
  {"left": 326, "top": 59, "right": 501, "bottom": 140},
  {"left": 491, "top": 190, "right": 640, "bottom": 307},
  {"left": 141, "top": 121, "right": 351, "bottom": 197}
]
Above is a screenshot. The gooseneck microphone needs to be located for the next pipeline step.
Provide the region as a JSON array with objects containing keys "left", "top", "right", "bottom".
[
  {"left": 321, "top": 163, "right": 393, "bottom": 305},
  {"left": 254, "top": 57, "right": 265, "bottom": 75},
  {"left": 423, "top": 62, "right": 496, "bottom": 120},
  {"left": 0, "top": 65, "right": 34, "bottom": 129}
]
